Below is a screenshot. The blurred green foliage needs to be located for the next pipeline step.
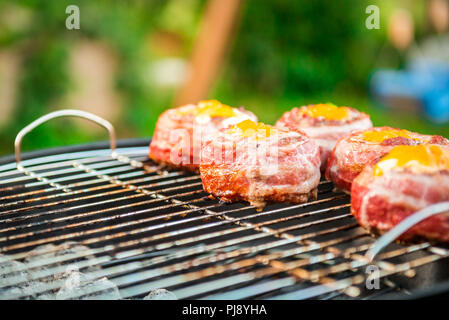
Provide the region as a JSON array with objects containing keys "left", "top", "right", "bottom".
[
  {"left": 220, "top": 0, "right": 373, "bottom": 95},
  {"left": 213, "top": 0, "right": 449, "bottom": 138},
  {"left": 0, "top": 0, "right": 447, "bottom": 157},
  {"left": 0, "top": 0, "right": 205, "bottom": 155}
]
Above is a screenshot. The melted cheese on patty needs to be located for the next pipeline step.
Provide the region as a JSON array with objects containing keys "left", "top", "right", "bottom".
[
  {"left": 374, "top": 145, "right": 449, "bottom": 176},
  {"left": 177, "top": 100, "right": 236, "bottom": 118},
  {"left": 300, "top": 103, "right": 351, "bottom": 121},
  {"left": 228, "top": 120, "right": 276, "bottom": 138},
  {"left": 361, "top": 128, "right": 422, "bottom": 143}
]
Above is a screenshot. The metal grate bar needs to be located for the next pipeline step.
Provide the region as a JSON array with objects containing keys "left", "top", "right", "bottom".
[
  {"left": 269, "top": 253, "right": 447, "bottom": 300},
  {"left": 0, "top": 196, "right": 349, "bottom": 253},
  {"left": 0, "top": 176, "right": 202, "bottom": 223},
  {"left": 0, "top": 209, "right": 364, "bottom": 299},
  {"left": 1, "top": 143, "right": 448, "bottom": 300},
  {"left": 0, "top": 146, "right": 148, "bottom": 173},
  {"left": 0, "top": 170, "right": 184, "bottom": 208},
  {"left": 2, "top": 225, "right": 363, "bottom": 299},
  {"left": 0, "top": 154, "right": 151, "bottom": 186},
  {"left": 0, "top": 174, "right": 199, "bottom": 218}
]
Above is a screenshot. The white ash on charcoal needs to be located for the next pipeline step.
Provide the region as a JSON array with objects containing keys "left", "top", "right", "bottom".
[
  {"left": 143, "top": 289, "right": 177, "bottom": 300},
  {"left": 0, "top": 280, "right": 56, "bottom": 300},
  {"left": 0, "top": 242, "right": 118, "bottom": 300},
  {"left": 20, "top": 242, "right": 102, "bottom": 288},
  {"left": 0, "top": 254, "right": 55, "bottom": 300},
  {"left": 24, "top": 242, "right": 101, "bottom": 279},
  {"left": 0, "top": 254, "right": 28, "bottom": 286},
  {"left": 56, "top": 266, "right": 121, "bottom": 300}
]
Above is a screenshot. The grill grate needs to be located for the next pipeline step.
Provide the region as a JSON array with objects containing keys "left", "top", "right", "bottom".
[{"left": 1, "top": 140, "right": 449, "bottom": 300}]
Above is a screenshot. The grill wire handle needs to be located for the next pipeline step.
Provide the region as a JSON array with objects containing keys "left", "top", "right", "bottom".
[
  {"left": 365, "top": 201, "right": 449, "bottom": 262},
  {"left": 15, "top": 109, "right": 117, "bottom": 170}
]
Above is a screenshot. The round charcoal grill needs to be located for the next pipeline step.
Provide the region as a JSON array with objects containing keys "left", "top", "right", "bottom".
[{"left": 1, "top": 110, "right": 449, "bottom": 300}]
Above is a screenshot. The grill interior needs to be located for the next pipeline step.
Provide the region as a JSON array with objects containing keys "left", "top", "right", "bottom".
[{"left": 1, "top": 138, "right": 449, "bottom": 300}]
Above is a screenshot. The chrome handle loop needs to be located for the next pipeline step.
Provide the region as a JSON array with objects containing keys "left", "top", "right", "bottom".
[
  {"left": 14, "top": 109, "right": 117, "bottom": 170},
  {"left": 365, "top": 201, "right": 449, "bottom": 262}
]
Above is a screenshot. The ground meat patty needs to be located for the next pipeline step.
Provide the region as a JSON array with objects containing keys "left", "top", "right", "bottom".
[
  {"left": 326, "top": 127, "right": 449, "bottom": 193},
  {"left": 200, "top": 120, "right": 321, "bottom": 209},
  {"left": 351, "top": 144, "right": 449, "bottom": 242},
  {"left": 149, "top": 100, "right": 257, "bottom": 172},
  {"left": 275, "top": 103, "right": 372, "bottom": 171}
]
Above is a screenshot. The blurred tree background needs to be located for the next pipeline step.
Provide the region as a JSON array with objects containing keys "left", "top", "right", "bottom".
[{"left": 0, "top": 0, "right": 447, "bottom": 156}]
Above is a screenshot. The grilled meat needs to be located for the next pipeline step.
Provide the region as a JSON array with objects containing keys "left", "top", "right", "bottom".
[
  {"left": 149, "top": 100, "right": 257, "bottom": 172},
  {"left": 351, "top": 144, "right": 449, "bottom": 242},
  {"left": 200, "top": 120, "right": 321, "bottom": 209},
  {"left": 275, "top": 103, "right": 372, "bottom": 171},
  {"left": 326, "top": 127, "right": 449, "bottom": 193}
]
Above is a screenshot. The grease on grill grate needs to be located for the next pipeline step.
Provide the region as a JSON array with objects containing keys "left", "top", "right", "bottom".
[{"left": 0, "top": 144, "right": 448, "bottom": 300}]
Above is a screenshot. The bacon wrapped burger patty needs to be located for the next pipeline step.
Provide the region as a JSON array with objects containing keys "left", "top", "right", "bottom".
[
  {"left": 351, "top": 144, "right": 449, "bottom": 242},
  {"left": 200, "top": 120, "right": 321, "bottom": 209},
  {"left": 326, "top": 127, "right": 449, "bottom": 193},
  {"left": 149, "top": 100, "right": 257, "bottom": 172},
  {"left": 275, "top": 103, "right": 372, "bottom": 171}
]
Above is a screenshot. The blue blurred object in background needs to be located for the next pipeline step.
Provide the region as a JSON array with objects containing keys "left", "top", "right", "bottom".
[
  {"left": 371, "top": 58, "right": 449, "bottom": 123},
  {"left": 423, "top": 89, "right": 449, "bottom": 123}
]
